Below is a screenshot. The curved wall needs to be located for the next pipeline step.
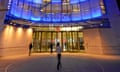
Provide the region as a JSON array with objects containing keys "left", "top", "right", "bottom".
[
  {"left": 83, "top": 0, "right": 120, "bottom": 55},
  {"left": 8, "top": 0, "right": 103, "bottom": 23}
]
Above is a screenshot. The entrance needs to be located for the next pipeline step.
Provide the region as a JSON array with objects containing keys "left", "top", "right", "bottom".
[{"left": 32, "top": 31, "right": 84, "bottom": 52}]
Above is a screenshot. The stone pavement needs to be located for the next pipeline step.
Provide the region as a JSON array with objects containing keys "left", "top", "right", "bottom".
[{"left": 0, "top": 53, "right": 120, "bottom": 72}]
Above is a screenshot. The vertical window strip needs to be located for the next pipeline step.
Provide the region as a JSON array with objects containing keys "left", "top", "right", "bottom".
[
  {"left": 8, "top": 0, "right": 13, "bottom": 14},
  {"left": 70, "top": 4, "right": 73, "bottom": 21},
  {"left": 88, "top": 0, "right": 92, "bottom": 18},
  {"left": 98, "top": 0, "right": 103, "bottom": 15},
  {"left": 59, "top": 0, "right": 62, "bottom": 22},
  {"left": 20, "top": 0, "right": 25, "bottom": 18},
  {"left": 100, "top": 0, "right": 106, "bottom": 14},
  {"left": 79, "top": 0, "right": 82, "bottom": 21},
  {"left": 79, "top": 0, "right": 83, "bottom": 20},
  {"left": 51, "top": 2, "right": 54, "bottom": 22}
]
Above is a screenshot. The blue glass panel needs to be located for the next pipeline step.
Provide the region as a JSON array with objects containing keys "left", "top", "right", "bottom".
[
  {"left": 62, "top": 14, "right": 70, "bottom": 22},
  {"left": 42, "top": 14, "right": 52, "bottom": 22},
  {"left": 7, "top": 0, "right": 103, "bottom": 23},
  {"left": 82, "top": 12, "right": 91, "bottom": 19},
  {"left": 70, "top": 0, "right": 86, "bottom": 4},
  {"left": 46, "top": 14, "right": 52, "bottom": 21},
  {"left": 72, "top": 12, "right": 82, "bottom": 21},
  {"left": 11, "top": 4, "right": 22, "bottom": 18},
  {"left": 82, "top": 8, "right": 91, "bottom": 19},
  {"left": 52, "top": 13, "right": 61, "bottom": 22},
  {"left": 22, "top": 11, "right": 31, "bottom": 20},
  {"left": 27, "top": 0, "right": 42, "bottom": 4},
  {"left": 31, "top": 17, "right": 41, "bottom": 21},
  {"left": 52, "top": 0, "right": 61, "bottom": 3},
  {"left": 92, "top": 8, "right": 102, "bottom": 18}
]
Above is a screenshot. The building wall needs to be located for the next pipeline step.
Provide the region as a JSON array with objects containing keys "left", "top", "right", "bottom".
[
  {"left": 1, "top": 0, "right": 120, "bottom": 56},
  {"left": 0, "top": 0, "right": 8, "bottom": 25},
  {"left": 0, "top": 25, "right": 32, "bottom": 57},
  {"left": 0, "top": 0, "right": 32, "bottom": 57},
  {"left": 83, "top": 29, "right": 103, "bottom": 54},
  {"left": 83, "top": 0, "right": 120, "bottom": 55},
  {"left": 83, "top": 28, "right": 120, "bottom": 55}
]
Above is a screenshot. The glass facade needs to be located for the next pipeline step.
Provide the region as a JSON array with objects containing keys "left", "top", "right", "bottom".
[
  {"left": 7, "top": 0, "right": 104, "bottom": 23},
  {"left": 32, "top": 26, "right": 84, "bottom": 52}
]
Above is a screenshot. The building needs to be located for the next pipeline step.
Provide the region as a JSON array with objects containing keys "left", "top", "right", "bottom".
[{"left": 0, "top": 0, "right": 120, "bottom": 57}]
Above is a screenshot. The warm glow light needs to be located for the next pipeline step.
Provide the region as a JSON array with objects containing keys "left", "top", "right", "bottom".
[
  {"left": 3, "top": 25, "right": 14, "bottom": 40},
  {"left": 9, "top": 26, "right": 14, "bottom": 35},
  {"left": 73, "top": 9, "right": 80, "bottom": 12},
  {"left": 17, "top": 27, "right": 22, "bottom": 32},
  {"left": 61, "top": 26, "right": 84, "bottom": 31},
  {"left": 5, "top": 25, "right": 10, "bottom": 31},
  {"left": 27, "top": 28, "right": 33, "bottom": 35},
  {"left": 17, "top": 27, "right": 23, "bottom": 37}
]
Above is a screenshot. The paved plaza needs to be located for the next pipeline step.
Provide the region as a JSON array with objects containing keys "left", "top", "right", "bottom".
[{"left": 0, "top": 53, "right": 120, "bottom": 72}]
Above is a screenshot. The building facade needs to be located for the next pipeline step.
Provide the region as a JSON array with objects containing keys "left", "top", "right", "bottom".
[{"left": 0, "top": 0, "right": 120, "bottom": 57}]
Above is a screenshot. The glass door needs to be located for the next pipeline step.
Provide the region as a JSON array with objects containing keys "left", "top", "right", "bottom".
[{"left": 32, "top": 31, "right": 84, "bottom": 52}]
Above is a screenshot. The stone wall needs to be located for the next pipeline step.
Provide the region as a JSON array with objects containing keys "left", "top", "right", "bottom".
[{"left": 0, "top": 25, "right": 32, "bottom": 57}]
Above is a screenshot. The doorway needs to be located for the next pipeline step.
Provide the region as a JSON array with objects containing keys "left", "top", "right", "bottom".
[{"left": 32, "top": 31, "right": 84, "bottom": 52}]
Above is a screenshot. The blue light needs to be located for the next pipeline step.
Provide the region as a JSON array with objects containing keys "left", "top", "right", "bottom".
[
  {"left": 92, "top": 12, "right": 102, "bottom": 18},
  {"left": 27, "top": 0, "right": 42, "bottom": 4},
  {"left": 82, "top": 13, "right": 91, "bottom": 20},
  {"left": 71, "top": 12, "right": 81, "bottom": 21},
  {"left": 42, "top": 14, "right": 52, "bottom": 22},
  {"left": 52, "top": 0, "right": 61, "bottom": 3},
  {"left": 7, "top": 0, "right": 103, "bottom": 23},
  {"left": 92, "top": 9, "right": 102, "bottom": 18},
  {"left": 31, "top": 17, "right": 41, "bottom": 21},
  {"left": 61, "top": 14, "right": 70, "bottom": 22},
  {"left": 22, "top": 12, "right": 31, "bottom": 20},
  {"left": 70, "top": 0, "right": 86, "bottom": 4}
]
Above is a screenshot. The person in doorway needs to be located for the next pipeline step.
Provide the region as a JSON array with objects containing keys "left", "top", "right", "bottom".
[
  {"left": 29, "top": 43, "right": 32, "bottom": 56},
  {"left": 56, "top": 42, "right": 62, "bottom": 71},
  {"left": 50, "top": 42, "right": 53, "bottom": 53}
]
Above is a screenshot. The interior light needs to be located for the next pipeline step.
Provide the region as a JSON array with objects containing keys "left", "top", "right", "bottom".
[{"left": 61, "top": 26, "right": 83, "bottom": 31}]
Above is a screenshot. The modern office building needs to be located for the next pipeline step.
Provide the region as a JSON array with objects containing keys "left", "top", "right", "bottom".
[{"left": 0, "top": 0, "right": 120, "bottom": 57}]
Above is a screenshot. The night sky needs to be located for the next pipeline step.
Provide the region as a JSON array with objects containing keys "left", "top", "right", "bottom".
[{"left": 116, "top": 0, "right": 120, "bottom": 10}]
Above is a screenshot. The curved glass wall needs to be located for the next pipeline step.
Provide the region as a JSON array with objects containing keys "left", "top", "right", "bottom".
[{"left": 7, "top": 0, "right": 104, "bottom": 23}]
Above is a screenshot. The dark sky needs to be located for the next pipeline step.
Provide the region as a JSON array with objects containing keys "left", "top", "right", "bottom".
[
  {"left": 116, "top": 0, "right": 120, "bottom": 10},
  {"left": 116, "top": 0, "right": 120, "bottom": 4}
]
